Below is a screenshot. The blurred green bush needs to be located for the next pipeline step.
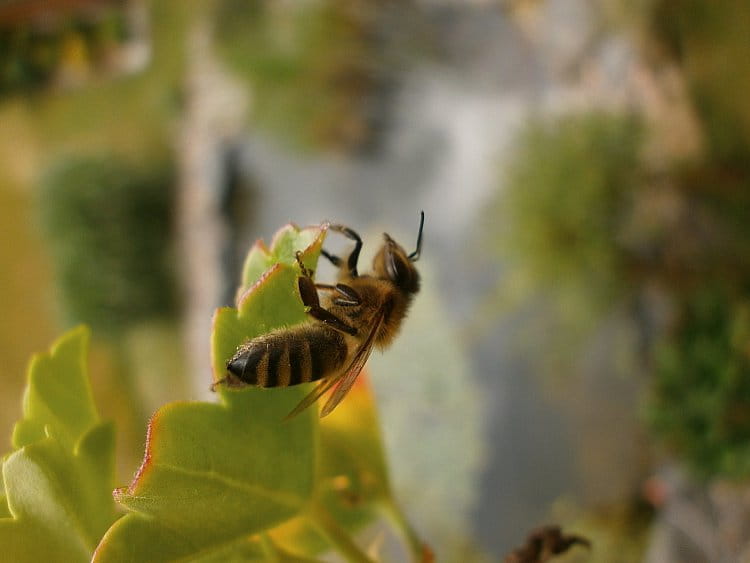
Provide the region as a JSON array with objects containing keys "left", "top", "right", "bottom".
[
  {"left": 488, "top": 112, "right": 645, "bottom": 321},
  {"left": 643, "top": 0, "right": 750, "bottom": 479},
  {"left": 39, "top": 154, "right": 177, "bottom": 335},
  {"left": 648, "top": 288, "right": 750, "bottom": 479}
]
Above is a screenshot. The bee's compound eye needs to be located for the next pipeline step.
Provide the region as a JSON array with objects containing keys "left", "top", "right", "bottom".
[{"left": 385, "top": 252, "right": 410, "bottom": 285}]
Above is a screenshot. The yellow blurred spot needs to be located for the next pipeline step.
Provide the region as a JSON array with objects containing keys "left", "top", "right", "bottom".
[
  {"left": 331, "top": 475, "right": 351, "bottom": 491},
  {"left": 319, "top": 370, "right": 378, "bottom": 431}
]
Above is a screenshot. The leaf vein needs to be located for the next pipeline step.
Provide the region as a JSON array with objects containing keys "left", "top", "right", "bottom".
[{"left": 148, "top": 462, "right": 305, "bottom": 509}]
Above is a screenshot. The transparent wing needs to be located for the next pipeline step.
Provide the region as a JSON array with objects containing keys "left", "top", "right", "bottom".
[
  {"left": 319, "top": 310, "right": 385, "bottom": 417},
  {"left": 284, "top": 374, "right": 342, "bottom": 421}
]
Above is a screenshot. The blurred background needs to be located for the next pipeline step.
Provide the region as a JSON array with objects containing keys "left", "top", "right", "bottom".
[{"left": 1, "top": 0, "right": 749, "bottom": 561}]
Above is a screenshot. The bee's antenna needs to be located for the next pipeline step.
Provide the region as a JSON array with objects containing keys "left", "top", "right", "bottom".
[{"left": 408, "top": 211, "right": 425, "bottom": 262}]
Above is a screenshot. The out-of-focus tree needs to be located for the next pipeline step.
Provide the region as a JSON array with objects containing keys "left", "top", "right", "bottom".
[
  {"left": 39, "top": 154, "right": 177, "bottom": 336},
  {"left": 639, "top": 0, "right": 750, "bottom": 481},
  {"left": 37, "top": 153, "right": 183, "bottom": 463},
  {"left": 214, "top": 0, "right": 415, "bottom": 152}
]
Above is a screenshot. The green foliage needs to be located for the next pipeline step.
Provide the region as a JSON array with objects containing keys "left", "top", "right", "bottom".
[
  {"left": 38, "top": 153, "right": 176, "bottom": 335},
  {"left": 214, "top": 0, "right": 390, "bottom": 151},
  {"left": 95, "top": 223, "right": 426, "bottom": 561},
  {"left": 483, "top": 111, "right": 645, "bottom": 365},
  {"left": 0, "top": 327, "right": 118, "bottom": 563},
  {"left": 647, "top": 288, "right": 750, "bottom": 479},
  {"left": 642, "top": 1, "right": 750, "bottom": 481},
  {"left": 494, "top": 112, "right": 643, "bottom": 306}
]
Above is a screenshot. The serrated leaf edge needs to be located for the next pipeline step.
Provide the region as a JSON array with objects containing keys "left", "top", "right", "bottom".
[{"left": 268, "top": 223, "right": 329, "bottom": 252}]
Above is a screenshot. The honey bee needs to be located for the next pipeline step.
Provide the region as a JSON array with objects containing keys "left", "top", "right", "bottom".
[{"left": 223, "top": 212, "right": 424, "bottom": 418}]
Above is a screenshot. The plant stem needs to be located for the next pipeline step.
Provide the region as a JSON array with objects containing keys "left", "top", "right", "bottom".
[
  {"left": 379, "top": 498, "right": 429, "bottom": 562},
  {"left": 259, "top": 534, "right": 279, "bottom": 562},
  {"left": 307, "top": 501, "right": 374, "bottom": 563}
]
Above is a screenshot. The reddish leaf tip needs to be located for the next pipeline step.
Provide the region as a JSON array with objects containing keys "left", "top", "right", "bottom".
[
  {"left": 120, "top": 408, "right": 160, "bottom": 499},
  {"left": 251, "top": 238, "right": 270, "bottom": 255}
]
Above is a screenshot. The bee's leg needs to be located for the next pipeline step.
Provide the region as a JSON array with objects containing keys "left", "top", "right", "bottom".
[
  {"left": 321, "top": 249, "right": 343, "bottom": 267},
  {"left": 295, "top": 251, "right": 358, "bottom": 303},
  {"left": 298, "top": 274, "right": 320, "bottom": 306},
  {"left": 295, "top": 251, "right": 315, "bottom": 279},
  {"left": 210, "top": 373, "right": 244, "bottom": 391},
  {"left": 306, "top": 306, "right": 358, "bottom": 336},
  {"left": 328, "top": 224, "right": 362, "bottom": 277},
  {"left": 298, "top": 275, "right": 358, "bottom": 336}
]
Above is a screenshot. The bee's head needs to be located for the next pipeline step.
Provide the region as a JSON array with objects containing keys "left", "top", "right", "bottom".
[{"left": 372, "top": 212, "right": 424, "bottom": 295}]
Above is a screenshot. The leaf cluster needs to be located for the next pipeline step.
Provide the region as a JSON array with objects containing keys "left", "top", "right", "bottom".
[{"left": 0, "top": 327, "right": 117, "bottom": 563}]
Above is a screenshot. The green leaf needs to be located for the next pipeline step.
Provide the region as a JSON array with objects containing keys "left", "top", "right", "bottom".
[
  {"left": 0, "top": 327, "right": 118, "bottom": 563},
  {"left": 240, "top": 223, "right": 325, "bottom": 297},
  {"left": 240, "top": 239, "right": 273, "bottom": 292},
  {"left": 96, "top": 517, "right": 324, "bottom": 562},
  {"left": 12, "top": 326, "right": 99, "bottom": 450}
]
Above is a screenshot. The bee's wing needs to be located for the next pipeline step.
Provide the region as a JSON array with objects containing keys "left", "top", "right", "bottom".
[
  {"left": 285, "top": 309, "right": 385, "bottom": 420},
  {"left": 284, "top": 374, "right": 341, "bottom": 421},
  {"left": 319, "top": 309, "right": 385, "bottom": 418}
]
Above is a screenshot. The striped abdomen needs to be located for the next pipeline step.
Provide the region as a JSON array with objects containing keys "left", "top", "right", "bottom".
[{"left": 226, "top": 325, "right": 348, "bottom": 387}]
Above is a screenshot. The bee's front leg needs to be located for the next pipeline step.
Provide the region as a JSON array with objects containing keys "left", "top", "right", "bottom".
[
  {"left": 327, "top": 224, "right": 362, "bottom": 277},
  {"left": 321, "top": 249, "right": 343, "bottom": 268},
  {"left": 295, "top": 250, "right": 315, "bottom": 279}
]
